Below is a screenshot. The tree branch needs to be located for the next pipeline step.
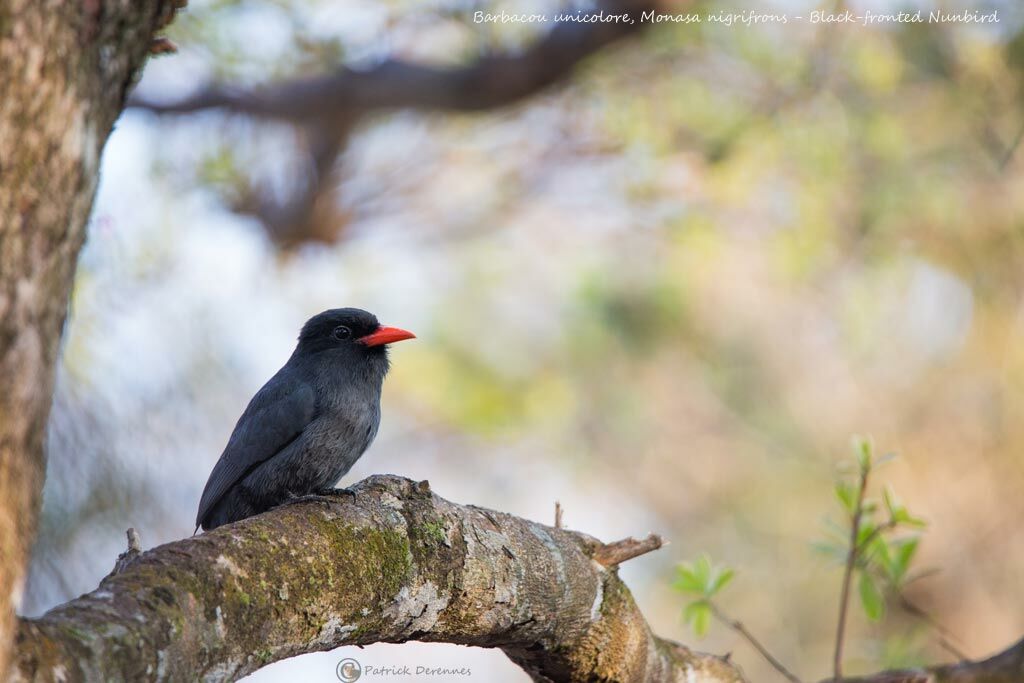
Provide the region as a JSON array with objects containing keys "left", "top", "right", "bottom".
[
  {"left": 834, "top": 463, "right": 871, "bottom": 679},
  {"left": 127, "top": 0, "right": 657, "bottom": 247},
  {"left": 12, "top": 475, "right": 743, "bottom": 683},
  {"left": 707, "top": 601, "right": 803, "bottom": 683},
  {"left": 229, "top": 118, "right": 353, "bottom": 248},
  {"left": 129, "top": 1, "right": 654, "bottom": 121},
  {"left": 10, "top": 475, "right": 1024, "bottom": 683},
  {"left": 825, "top": 637, "right": 1024, "bottom": 683},
  {"left": 592, "top": 533, "right": 663, "bottom": 567}
]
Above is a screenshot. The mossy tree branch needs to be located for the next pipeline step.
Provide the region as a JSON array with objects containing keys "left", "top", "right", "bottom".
[
  {"left": 10, "top": 476, "right": 1024, "bottom": 683},
  {"left": 12, "top": 476, "right": 743, "bottom": 683}
]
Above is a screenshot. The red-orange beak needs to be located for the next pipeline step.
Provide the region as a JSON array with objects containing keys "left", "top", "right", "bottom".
[{"left": 358, "top": 325, "right": 416, "bottom": 348}]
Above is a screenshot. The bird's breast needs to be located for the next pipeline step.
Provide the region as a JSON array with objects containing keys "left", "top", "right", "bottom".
[{"left": 307, "top": 398, "right": 380, "bottom": 456}]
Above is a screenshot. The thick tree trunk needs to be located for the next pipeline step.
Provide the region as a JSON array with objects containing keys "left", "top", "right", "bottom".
[{"left": 0, "top": 2, "right": 181, "bottom": 677}]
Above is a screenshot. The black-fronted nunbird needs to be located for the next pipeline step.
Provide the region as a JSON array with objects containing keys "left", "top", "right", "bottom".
[{"left": 196, "top": 308, "right": 414, "bottom": 531}]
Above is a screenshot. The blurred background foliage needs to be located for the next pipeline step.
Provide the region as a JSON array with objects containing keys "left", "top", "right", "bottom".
[{"left": 26, "top": 0, "right": 1024, "bottom": 680}]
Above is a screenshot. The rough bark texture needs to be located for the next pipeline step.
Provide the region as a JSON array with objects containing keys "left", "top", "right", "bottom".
[
  {"left": 10, "top": 476, "right": 744, "bottom": 683},
  {"left": 10, "top": 475, "right": 1022, "bottom": 683},
  {"left": 0, "top": 1, "right": 181, "bottom": 677}
]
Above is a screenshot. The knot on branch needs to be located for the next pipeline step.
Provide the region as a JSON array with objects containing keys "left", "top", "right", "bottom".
[
  {"left": 109, "top": 527, "right": 143, "bottom": 576},
  {"left": 348, "top": 473, "right": 434, "bottom": 501},
  {"left": 149, "top": 37, "right": 178, "bottom": 55}
]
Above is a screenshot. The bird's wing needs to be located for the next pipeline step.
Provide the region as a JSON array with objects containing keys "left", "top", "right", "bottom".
[{"left": 196, "top": 374, "right": 316, "bottom": 528}]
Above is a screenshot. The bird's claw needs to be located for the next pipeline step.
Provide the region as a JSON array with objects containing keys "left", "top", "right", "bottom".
[
  {"left": 277, "top": 488, "right": 355, "bottom": 510},
  {"left": 278, "top": 493, "right": 332, "bottom": 509},
  {"left": 317, "top": 487, "right": 356, "bottom": 499}
]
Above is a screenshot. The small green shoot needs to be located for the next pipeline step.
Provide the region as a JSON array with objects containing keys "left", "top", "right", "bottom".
[
  {"left": 673, "top": 553, "right": 735, "bottom": 638},
  {"left": 829, "top": 438, "right": 931, "bottom": 679}
]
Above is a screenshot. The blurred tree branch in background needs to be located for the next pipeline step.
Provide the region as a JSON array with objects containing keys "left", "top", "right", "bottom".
[{"left": 128, "top": 0, "right": 657, "bottom": 248}]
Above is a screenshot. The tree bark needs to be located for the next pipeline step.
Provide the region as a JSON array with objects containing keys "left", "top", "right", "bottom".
[
  {"left": 0, "top": 1, "right": 182, "bottom": 677},
  {"left": 829, "top": 638, "right": 1024, "bottom": 682},
  {"left": 10, "top": 476, "right": 744, "bottom": 683},
  {"left": 9, "top": 475, "right": 1023, "bottom": 683}
]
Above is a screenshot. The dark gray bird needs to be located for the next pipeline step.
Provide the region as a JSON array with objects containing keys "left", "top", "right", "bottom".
[{"left": 196, "top": 308, "right": 414, "bottom": 531}]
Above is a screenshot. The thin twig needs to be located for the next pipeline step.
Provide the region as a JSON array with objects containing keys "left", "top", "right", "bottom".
[
  {"left": 898, "top": 594, "right": 968, "bottom": 661},
  {"left": 834, "top": 464, "right": 870, "bottom": 680},
  {"left": 708, "top": 601, "right": 803, "bottom": 683},
  {"left": 148, "top": 37, "right": 177, "bottom": 55},
  {"left": 999, "top": 120, "right": 1024, "bottom": 171},
  {"left": 853, "top": 519, "right": 897, "bottom": 556},
  {"left": 554, "top": 501, "right": 563, "bottom": 529},
  {"left": 109, "top": 527, "right": 143, "bottom": 576},
  {"left": 592, "top": 534, "right": 663, "bottom": 567}
]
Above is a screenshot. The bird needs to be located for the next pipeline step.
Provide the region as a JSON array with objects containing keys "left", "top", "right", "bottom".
[{"left": 195, "top": 308, "right": 414, "bottom": 531}]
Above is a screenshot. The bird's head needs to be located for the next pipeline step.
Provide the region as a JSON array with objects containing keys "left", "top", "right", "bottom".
[{"left": 296, "top": 308, "right": 415, "bottom": 361}]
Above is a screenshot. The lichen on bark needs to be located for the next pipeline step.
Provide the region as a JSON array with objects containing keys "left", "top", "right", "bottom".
[{"left": 12, "top": 475, "right": 743, "bottom": 683}]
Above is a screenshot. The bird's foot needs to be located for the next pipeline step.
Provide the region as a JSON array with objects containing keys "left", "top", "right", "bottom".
[
  {"left": 278, "top": 492, "right": 333, "bottom": 509},
  {"left": 277, "top": 488, "right": 355, "bottom": 510},
  {"left": 316, "top": 487, "right": 356, "bottom": 499}
]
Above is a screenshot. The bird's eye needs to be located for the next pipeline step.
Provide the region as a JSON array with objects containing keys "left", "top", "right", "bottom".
[{"left": 333, "top": 325, "right": 352, "bottom": 341}]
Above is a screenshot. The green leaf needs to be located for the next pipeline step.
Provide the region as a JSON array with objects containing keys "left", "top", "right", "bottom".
[
  {"left": 693, "top": 603, "right": 711, "bottom": 637},
  {"left": 673, "top": 565, "right": 704, "bottom": 595},
  {"left": 858, "top": 571, "right": 885, "bottom": 621},
  {"left": 883, "top": 487, "right": 896, "bottom": 517},
  {"left": 835, "top": 482, "right": 857, "bottom": 514},
  {"left": 693, "top": 554, "right": 713, "bottom": 592},
  {"left": 857, "top": 521, "right": 879, "bottom": 548},
  {"left": 676, "top": 556, "right": 736, "bottom": 598},
  {"left": 684, "top": 600, "right": 712, "bottom": 638},
  {"left": 709, "top": 567, "right": 735, "bottom": 596},
  {"left": 854, "top": 436, "right": 873, "bottom": 473},
  {"left": 868, "top": 534, "right": 891, "bottom": 568},
  {"left": 811, "top": 540, "right": 847, "bottom": 562},
  {"left": 814, "top": 519, "right": 853, "bottom": 562},
  {"left": 890, "top": 537, "right": 920, "bottom": 583},
  {"left": 895, "top": 509, "right": 928, "bottom": 528}
]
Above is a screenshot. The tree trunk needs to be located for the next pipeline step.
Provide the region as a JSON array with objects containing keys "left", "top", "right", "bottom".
[{"left": 0, "top": 2, "right": 181, "bottom": 677}]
